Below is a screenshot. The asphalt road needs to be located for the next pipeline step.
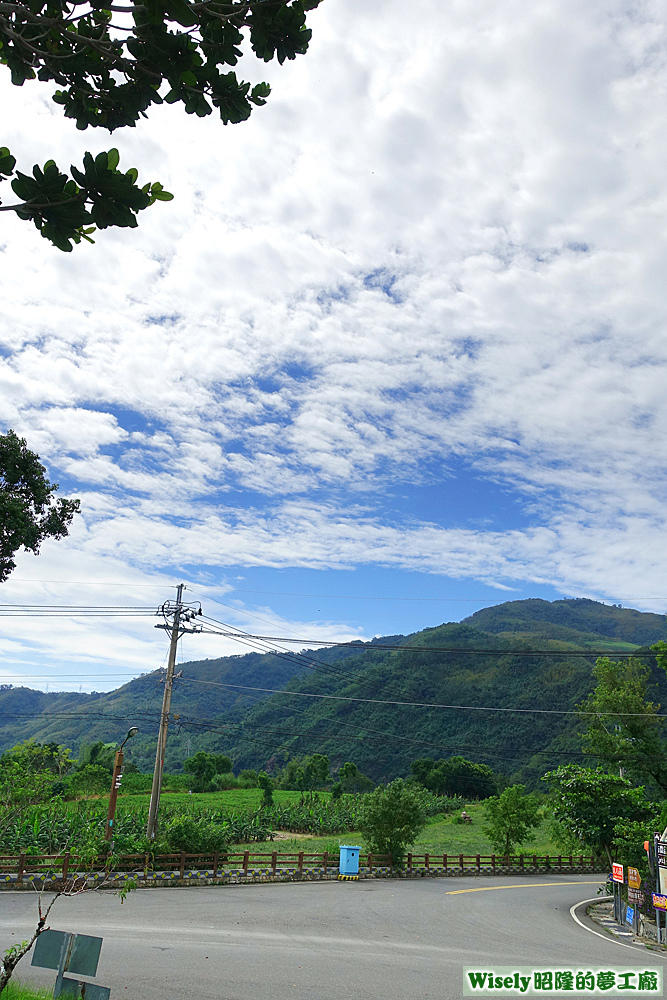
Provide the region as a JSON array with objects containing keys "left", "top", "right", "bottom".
[{"left": 1, "top": 875, "right": 664, "bottom": 999}]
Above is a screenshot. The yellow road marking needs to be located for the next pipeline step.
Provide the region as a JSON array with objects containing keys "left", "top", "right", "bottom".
[{"left": 446, "top": 881, "right": 603, "bottom": 895}]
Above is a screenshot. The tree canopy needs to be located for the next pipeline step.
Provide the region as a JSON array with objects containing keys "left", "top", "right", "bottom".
[
  {"left": 481, "top": 784, "right": 541, "bottom": 856},
  {"left": 578, "top": 655, "right": 667, "bottom": 795},
  {"left": 543, "top": 764, "right": 653, "bottom": 867},
  {"left": 0, "top": 0, "right": 322, "bottom": 249},
  {"left": 0, "top": 429, "right": 80, "bottom": 583},
  {"left": 360, "top": 778, "right": 426, "bottom": 867},
  {"left": 410, "top": 756, "right": 498, "bottom": 799}
]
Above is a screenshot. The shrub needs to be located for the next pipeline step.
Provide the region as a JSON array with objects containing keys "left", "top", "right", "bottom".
[{"left": 360, "top": 779, "right": 427, "bottom": 867}]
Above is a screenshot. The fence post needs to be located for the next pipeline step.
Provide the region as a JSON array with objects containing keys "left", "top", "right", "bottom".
[
  {"left": 213, "top": 852, "right": 219, "bottom": 877},
  {"left": 443, "top": 854, "right": 447, "bottom": 870},
  {"left": 179, "top": 852, "right": 186, "bottom": 879},
  {"left": 569, "top": 855, "right": 573, "bottom": 867},
  {"left": 17, "top": 853, "right": 25, "bottom": 884},
  {"left": 579, "top": 855, "right": 583, "bottom": 866},
  {"left": 368, "top": 853, "right": 373, "bottom": 874},
  {"left": 271, "top": 851, "right": 277, "bottom": 876},
  {"left": 476, "top": 854, "right": 480, "bottom": 871},
  {"left": 323, "top": 852, "right": 328, "bottom": 875},
  {"left": 425, "top": 853, "right": 429, "bottom": 871},
  {"left": 459, "top": 854, "right": 464, "bottom": 870},
  {"left": 519, "top": 855, "right": 524, "bottom": 870},
  {"left": 243, "top": 851, "right": 249, "bottom": 876},
  {"left": 62, "top": 853, "right": 70, "bottom": 883},
  {"left": 558, "top": 855, "right": 562, "bottom": 870},
  {"left": 532, "top": 854, "right": 537, "bottom": 868},
  {"left": 298, "top": 851, "right": 304, "bottom": 874},
  {"left": 407, "top": 852, "right": 412, "bottom": 870},
  {"left": 491, "top": 854, "right": 495, "bottom": 871}
]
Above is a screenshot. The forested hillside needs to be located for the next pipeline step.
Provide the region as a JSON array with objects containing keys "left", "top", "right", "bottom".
[{"left": 2, "top": 599, "right": 665, "bottom": 784}]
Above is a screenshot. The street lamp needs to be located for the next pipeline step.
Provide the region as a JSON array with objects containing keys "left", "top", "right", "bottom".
[{"left": 104, "top": 728, "right": 139, "bottom": 845}]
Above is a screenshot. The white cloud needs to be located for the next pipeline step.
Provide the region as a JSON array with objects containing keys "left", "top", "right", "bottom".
[{"left": 1, "top": 0, "right": 667, "bottom": 685}]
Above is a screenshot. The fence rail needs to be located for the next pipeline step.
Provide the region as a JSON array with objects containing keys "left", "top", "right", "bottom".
[{"left": 0, "top": 851, "right": 596, "bottom": 882}]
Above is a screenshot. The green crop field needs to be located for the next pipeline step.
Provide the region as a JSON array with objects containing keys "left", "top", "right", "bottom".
[{"left": 115, "top": 787, "right": 318, "bottom": 811}]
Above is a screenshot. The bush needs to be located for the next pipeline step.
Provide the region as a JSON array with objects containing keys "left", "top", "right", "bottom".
[
  {"left": 160, "top": 815, "right": 228, "bottom": 854},
  {"left": 360, "top": 779, "right": 427, "bottom": 867},
  {"left": 210, "top": 772, "right": 239, "bottom": 791}
]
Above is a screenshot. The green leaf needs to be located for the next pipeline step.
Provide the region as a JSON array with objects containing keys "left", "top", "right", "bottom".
[
  {"left": 107, "top": 148, "right": 120, "bottom": 171},
  {"left": 163, "top": 0, "right": 196, "bottom": 27}
]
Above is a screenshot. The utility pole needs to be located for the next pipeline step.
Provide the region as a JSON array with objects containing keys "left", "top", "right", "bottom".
[
  {"left": 146, "top": 584, "right": 202, "bottom": 839},
  {"left": 105, "top": 727, "right": 139, "bottom": 846}
]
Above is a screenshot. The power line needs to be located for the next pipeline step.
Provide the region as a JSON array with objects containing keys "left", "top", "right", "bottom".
[{"left": 179, "top": 675, "right": 667, "bottom": 719}]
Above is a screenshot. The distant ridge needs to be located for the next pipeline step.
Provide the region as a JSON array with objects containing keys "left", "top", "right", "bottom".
[{"left": 1, "top": 598, "right": 665, "bottom": 785}]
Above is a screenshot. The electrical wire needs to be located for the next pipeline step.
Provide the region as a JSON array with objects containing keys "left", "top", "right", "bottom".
[{"left": 179, "top": 675, "right": 667, "bottom": 719}]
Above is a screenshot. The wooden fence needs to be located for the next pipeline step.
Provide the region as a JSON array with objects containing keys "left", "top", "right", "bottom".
[{"left": 0, "top": 851, "right": 596, "bottom": 883}]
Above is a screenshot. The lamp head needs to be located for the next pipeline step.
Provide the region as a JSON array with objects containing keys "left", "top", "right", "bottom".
[{"left": 127, "top": 727, "right": 139, "bottom": 739}]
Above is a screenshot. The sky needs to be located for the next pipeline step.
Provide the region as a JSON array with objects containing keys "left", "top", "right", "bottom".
[{"left": 1, "top": 0, "right": 666, "bottom": 691}]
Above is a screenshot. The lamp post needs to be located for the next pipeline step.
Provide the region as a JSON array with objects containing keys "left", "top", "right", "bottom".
[{"left": 104, "top": 727, "right": 139, "bottom": 846}]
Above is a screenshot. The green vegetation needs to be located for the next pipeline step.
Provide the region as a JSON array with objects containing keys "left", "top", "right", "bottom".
[
  {"left": 481, "top": 785, "right": 542, "bottom": 855},
  {"left": 543, "top": 765, "right": 654, "bottom": 867},
  {"left": 411, "top": 756, "right": 497, "bottom": 798},
  {"left": 0, "top": 430, "right": 80, "bottom": 584},
  {"left": 359, "top": 779, "right": 428, "bottom": 866},
  {"left": 0, "top": 981, "right": 53, "bottom": 1000},
  {"left": 1, "top": 2, "right": 322, "bottom": 249}
]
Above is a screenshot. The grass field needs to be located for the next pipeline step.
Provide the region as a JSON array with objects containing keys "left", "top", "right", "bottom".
[{"left": 226, "top": 802, "right": 562, "bottom": 857}]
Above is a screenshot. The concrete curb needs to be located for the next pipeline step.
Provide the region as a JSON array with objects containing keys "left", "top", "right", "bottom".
[{"left": 1, "top": 865, "right": 604, "bottom": 891}]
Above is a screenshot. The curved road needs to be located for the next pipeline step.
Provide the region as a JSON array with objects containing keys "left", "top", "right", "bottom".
[{"left": 2, "top": 876, "right": 663, "bottom": 999}]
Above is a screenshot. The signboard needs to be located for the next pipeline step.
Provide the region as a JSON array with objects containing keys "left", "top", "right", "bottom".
[
  {"left": 652, "top": 893, "right": 667, "bottom": 910},
  {"left": 31, "top": 930, "right": 109, "bottom": 1000},
  {"left": 612, "top": 862, "right": 624, "bottom": 883},
  {"left": 657, "top": 842, "right": 667, "bottom": 862},
  {"left": 628, "top": 867, "right": 642, "bottom": 889},
  {"left": 628, "top": 888, "right": 644, "bottom": 905},
  {"left": 626, "top": 906, "right": 635, "bottom": 926}
]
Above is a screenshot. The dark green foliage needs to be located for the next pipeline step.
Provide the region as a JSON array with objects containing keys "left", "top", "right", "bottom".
[
  {"left": 77, "top": 740, "right": 116, "bottom": 773},
  {"left": 0, "top": 430, "right": 80, "bottom": 582},
  {"left": 257, "top": 771, "right": 274, "bottom": 807},
  {"left": 481, "top": 784, "right": 541, "bottom": 855},
  {"left": 411, "top": 756, "right": 497, "bottom": 799},
  {"left": 184, "top": 751, "right": 234, "bottom": 791},
  {"left": 543, "top": 764, "right": 654, "bottom": 866},
  {"left": 337, "top": 761, "right": 373, "bottom": 793},
  {"left": 161, "top": 814, "right": 227, "bottom": 853},
  {"left": 579, "top": 657, "right": 667, "bottom": 795},
  {"left": 0, "top": 740, "right": 73, "bottom": 807},
  {"left": 359, "top": 779, "right": 427, "bottom": 866},
  {"left": 0, "top": 1, "right": 321, "bottom": 245},
  {"left": 1, "top": 148, "right": 173, "bottom": 251}
]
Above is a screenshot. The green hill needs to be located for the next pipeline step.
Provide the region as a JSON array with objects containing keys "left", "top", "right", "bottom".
[{"left": 2, "top": 599, "right": 665, "bottom": 785}]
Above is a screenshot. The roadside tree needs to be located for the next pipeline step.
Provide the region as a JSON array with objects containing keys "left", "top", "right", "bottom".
[
  {"left": 360, "top": 779, "right": 426, "bottom": 867},
  {"left": 0, "top": 430, "right": 80, "bottom": 583},
  {"left": 481, "top": 784, "right": 541, "bottom": 857},
  {"left": 543, "top": 764, "right": 653, "bottom": 867},
  {"left": 578, "top": 655, "right": 667, "bottom": 795}
]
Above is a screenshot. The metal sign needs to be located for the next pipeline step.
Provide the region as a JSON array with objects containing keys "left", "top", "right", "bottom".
[
  {"left": 612, "top": 862, "right": 624, "bottom": 883},
  {"left": 653, "top": 893, "right": 667, "bottom": 910},
  {"left": 628, "top": 867, "right": 641, "bottom": 889},
  {"left": 32, "top": 930, "right": 110, "bottom": 1000},
  {"left": 626, "top": 905, "right": 635, "bottom": 926},
  {"left": 628, "top": 888, "right": 644, "bottom": 905},
  {"left": 657, "top": 842, "right": 667, "bottom": 862}
]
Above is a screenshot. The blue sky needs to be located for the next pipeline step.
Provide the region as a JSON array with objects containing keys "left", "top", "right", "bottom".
[{"left": 1, "top": 0, "right": 666, "bottom": 689}]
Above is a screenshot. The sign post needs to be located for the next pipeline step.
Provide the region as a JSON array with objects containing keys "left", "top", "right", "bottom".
[
  {"left": 612, "top": 863, "right": 624, "bottom": 924},
  {"left": 31, "top": 929, "right": 110, "bottom": 999}
]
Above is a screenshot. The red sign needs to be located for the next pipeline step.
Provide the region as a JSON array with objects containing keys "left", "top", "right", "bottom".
[{"left": 612, "top": 862, "right": 624, "bottom": 883}]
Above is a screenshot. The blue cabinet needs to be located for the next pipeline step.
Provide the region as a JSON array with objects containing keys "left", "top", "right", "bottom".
[{"left": 339, "top": 845, "right": 361, "bottom": 875}]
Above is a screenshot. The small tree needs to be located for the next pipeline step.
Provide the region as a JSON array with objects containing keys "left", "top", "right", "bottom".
[
  {"left": 257, "top": 771, "right": 274, "bottom": 808},
  {"left": 183, "top": 751, "right": 217, "bottom": 792},
  {"left": 360, "top": 779, "right": 426, "bottom": 867},
  {"left": 482, "top": 784, "right": 541, "bottom": 857},
  {"left": 543, "top": 764, "right": 653, "bottom": 867},
  {"left": 0, "top": 430, "right": 80, "bottom": 582}
]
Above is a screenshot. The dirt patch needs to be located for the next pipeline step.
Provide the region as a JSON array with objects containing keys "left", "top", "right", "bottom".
[{"left": 272, "top": 831, "right": 322, "bottom": 841}]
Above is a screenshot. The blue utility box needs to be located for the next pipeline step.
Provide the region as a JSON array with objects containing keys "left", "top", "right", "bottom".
[{"left": 339, "top": 845, "right": 361, "bottom": 875}]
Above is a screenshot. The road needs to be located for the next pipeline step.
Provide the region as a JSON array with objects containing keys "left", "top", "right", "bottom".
[{"left": 1, "top": 875, "right": 663, "bottom": 999}]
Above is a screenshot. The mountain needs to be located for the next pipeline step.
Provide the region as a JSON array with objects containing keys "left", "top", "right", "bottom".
[{"left": 2, "top": 599, "right": 665, "bottom": 786}]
